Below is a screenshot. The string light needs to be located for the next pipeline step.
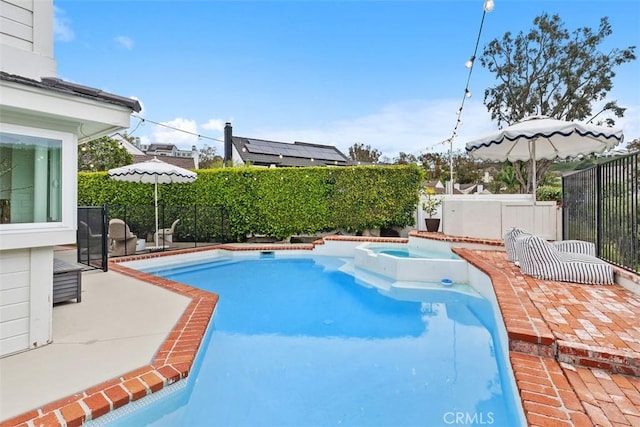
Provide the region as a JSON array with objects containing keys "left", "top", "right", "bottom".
[
  {"left": 443, "top": 0, "right": 494, "bottom": 193},
  {"left": 129, "top": 114, "right": 225, "bottom": 144},
  {"left": 464, "top": 56, "right": 475, "bottom": 69},
  {"left": 484, "top": 0, "right": 494, "bottom": 12}
]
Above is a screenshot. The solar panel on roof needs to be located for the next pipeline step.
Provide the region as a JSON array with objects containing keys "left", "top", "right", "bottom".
[{"left": 243, "top": 139, "right": 346, "bottom": 162}]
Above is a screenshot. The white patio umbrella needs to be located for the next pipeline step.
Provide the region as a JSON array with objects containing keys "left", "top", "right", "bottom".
[
  {"left": 464, "top": 115, "right": 624, "bottom": 202},
  {"left": 108, "top": 157, "right": 197, "bottom": 246}
]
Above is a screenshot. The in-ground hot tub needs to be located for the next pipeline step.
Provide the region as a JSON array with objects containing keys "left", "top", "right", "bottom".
[{"left": 352, "top": 239, "right": 468, "bottom": 286}]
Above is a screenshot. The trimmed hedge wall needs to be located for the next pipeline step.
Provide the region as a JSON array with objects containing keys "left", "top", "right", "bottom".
[{"left": 78, "top": 165, "right": 423, "bottom": 241}]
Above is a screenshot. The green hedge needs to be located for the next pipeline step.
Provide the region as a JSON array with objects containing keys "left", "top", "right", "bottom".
[{"left": 78, "top": 165, "right": 423, "bottom": 241}]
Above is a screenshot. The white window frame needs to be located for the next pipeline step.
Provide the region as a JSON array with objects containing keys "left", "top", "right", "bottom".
[{"left": 0, "top": 123, "right": 76, "bottom": 233}]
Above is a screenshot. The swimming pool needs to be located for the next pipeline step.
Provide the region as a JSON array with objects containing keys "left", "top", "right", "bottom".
[{"left": 99, "top": 253, "right": 525, "bottom": 426}]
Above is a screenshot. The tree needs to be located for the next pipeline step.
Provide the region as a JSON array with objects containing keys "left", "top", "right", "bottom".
[
  {"left": 452, "top": 150, "right": 482, "bottom": 184},
  {"left": 417, "top": 152, "right": 448, "bottom": 182},
  {"left": 199, "top": 144, "right": 223, "bottom": 169},
  {"left": 493, "top": 165, "right": 522, "bottom": 193},
  {"left": 393, "top": 152, "right": 417, "bottom": 165},
  {"left": 627, "top": 138, "right": 640, "bottom": 153},
  {"left": 78, "top": 136, "right": 133, "bottom": 172},
  {"left": 348, "top": 143, "right": 381, "bottom": 163},
  {"left": 418, "top": 150, "right": 483, "bottom": 184},
  {"left": 480, "top": 13, "right": 636, "bottom": 192}
]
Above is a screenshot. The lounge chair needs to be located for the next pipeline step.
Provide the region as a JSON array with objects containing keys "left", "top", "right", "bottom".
[
  {"left": 503, "top": 227, "right": 595, "bottom": 264},
  {"left": 108, "top": 219, "right": 137, "bottom": 256},
  {"left": 514, "top": 233, "right": 614, "bottom": 285},
  {"left": 155, "top": 219, "right": 180, "bottom": 247}
]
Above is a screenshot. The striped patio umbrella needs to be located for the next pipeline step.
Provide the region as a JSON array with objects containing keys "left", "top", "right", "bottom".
[{"left": 108, "top": 157, "right": 197, "bottom": 245}]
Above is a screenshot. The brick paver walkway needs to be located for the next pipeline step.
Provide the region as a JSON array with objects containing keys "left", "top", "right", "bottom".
[
  {"left": 457, "top": 247, "right": 640, "bottom": 426},
  {"left": 3, "top": 235, "right": 640, "bottom": 426}
]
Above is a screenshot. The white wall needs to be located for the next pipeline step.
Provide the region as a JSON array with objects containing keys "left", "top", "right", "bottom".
[
  {"left": 0, "top": 0, "right": 56, "bottom": 79},
  {"left": 0, "top": 247, "right": 53, "bottom": 357},
  {"left": 440, "top": 195, "right": 559, "bottom": 240}
]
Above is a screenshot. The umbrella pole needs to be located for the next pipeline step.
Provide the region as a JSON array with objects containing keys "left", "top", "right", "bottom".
[
  {"left": 531, "top": 140, "right": 537, "bottom": 233},
  {"left": 154, "top": 177, "right": 159, "bottom": 246}
]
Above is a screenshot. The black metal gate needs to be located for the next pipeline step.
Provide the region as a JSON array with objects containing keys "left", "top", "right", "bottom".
[
  {"left": 77, "top": 204, "right": 230, "bottom": 266},
  {"left": 77, "top": 205, "right": 108, "bottom": 271},
  {"left": 562, "top": 152, "right": 639, "bottom": 273}
]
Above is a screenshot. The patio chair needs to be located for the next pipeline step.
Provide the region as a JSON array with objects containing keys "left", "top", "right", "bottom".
[
  {"left": 514, "top": 233, "right": 614, "bottom": 285},
  {"left": 108, "top": 219, "right": 137, "bottom": 256},
  {"left": 503, "top": 227, "right": 595, "bottom": 264},
  {"left": 155, "top": 219, "right": 180, "bottom": 247},
  {"left": 78, "top": 220, "right": 103, "bottom": 257}
]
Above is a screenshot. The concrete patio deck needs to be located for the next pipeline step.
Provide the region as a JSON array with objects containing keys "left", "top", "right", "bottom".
[{"left": 1, "top": 235, "right": 640, "bottom": 426}]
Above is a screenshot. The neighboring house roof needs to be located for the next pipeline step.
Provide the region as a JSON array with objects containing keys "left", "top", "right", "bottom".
[
  {"left": 232, "top": 136, "right": 352, "bottom": 167},
  {"left": 425, "top": 180, "right": 445, "bottom": 188},
  {"left": 0, "top": 72, "right": 141, "bottom": 112},
  {"left": 133, "top": 155, "right": 196, "bottom": 170},
  {"left": 111, "top": 133, "right": 145, "bottom": 155},
  {"left": 457, "top": 183, "right": 478, "bottom": 194},
  {"left": 147, "top": 143, "right": 176, "bottom": 152}
]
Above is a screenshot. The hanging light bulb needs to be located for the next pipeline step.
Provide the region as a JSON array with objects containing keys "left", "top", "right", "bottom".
[
  {"left": 465, "top": 56, "right": 475, "bottom": 69},
  {"left": 483, "top": 0, "right": 494, "bottom": 12},
  {"left": 456, "top": 107, "right": 462, "bottom": 114},
  {"left": 465, "top": 89, "right": 472, "bottom": 98}
]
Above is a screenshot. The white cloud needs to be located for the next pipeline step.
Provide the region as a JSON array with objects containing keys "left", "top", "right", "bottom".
[
  {"left": 250, "top": 99, "right": 496, "bottom": 159},
  {"left": 131, "top": 99, "right": 639, "bottom": 158},
  {"left": 114, "top": 36, "right": 134, "bottom": 50},
  {"left": 139, "top": 117, "right": 226, "bottom": 149},
  {"left": 202, "top": 119, "right": 226, "bottom": 132},
  {"left": 149, "top": 118, "right": 199, "bottom": 147},
  {"left": 53, "top": 6, "right": 74, "bottom": 42},
  {"left": 612, "top": 104, "right": 640, "bottom": 148}
]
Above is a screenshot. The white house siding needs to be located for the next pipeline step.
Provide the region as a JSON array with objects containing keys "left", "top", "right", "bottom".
[
  {"left": 0, "top": 0, "right": 34, "bottom": 50},
  {"left": 0, "top": 247, "right": 52, "bottom": 357},
  {"left": 0, "top": 0, "right": 55, "bottom": 80}
]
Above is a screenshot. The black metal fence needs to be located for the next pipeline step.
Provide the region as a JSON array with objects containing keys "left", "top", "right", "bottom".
[
  {"left": 77, "top": 205, "right": 231, "bottom": 262},
  {"left": 563, "top": 152, "right": 639, "bottom": 273},
  {"left": 77, "top": 206, "right": 108, "bottom": 271}
]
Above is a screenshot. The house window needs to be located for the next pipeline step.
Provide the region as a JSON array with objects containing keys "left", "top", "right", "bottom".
[{"left": 0, "top": 131, "right": 62, "bottom": 224}]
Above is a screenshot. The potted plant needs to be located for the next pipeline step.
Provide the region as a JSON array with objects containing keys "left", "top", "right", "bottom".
[{"left": 420, "top": 187, "right": 443, "bottom": 232}]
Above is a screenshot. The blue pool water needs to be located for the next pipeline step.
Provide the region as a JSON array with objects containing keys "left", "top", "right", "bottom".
[
  {"left": 371, "top": 246, "right": 460, "bottom": 260},
  {"left": 106, "top": 256, "right": 523, "bottom": 427}
]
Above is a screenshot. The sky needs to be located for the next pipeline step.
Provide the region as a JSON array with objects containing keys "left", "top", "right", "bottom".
[{"left": 53, "top": 0, "right": 640, "bottom": 160}]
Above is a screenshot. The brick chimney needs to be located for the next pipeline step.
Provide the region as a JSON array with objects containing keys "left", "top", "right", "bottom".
[{"left": 224, "top": 122, "right": 232, "bottom": 165}]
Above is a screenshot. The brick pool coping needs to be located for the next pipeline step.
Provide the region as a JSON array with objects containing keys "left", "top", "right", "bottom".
[{"left": 4, "top": 234, "right": 640, "bottom": 426}]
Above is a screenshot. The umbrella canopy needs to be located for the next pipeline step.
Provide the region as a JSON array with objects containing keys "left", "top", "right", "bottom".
[
  {"left": 464, "top": 115, "right": 623, "bottom": 200},
  {"left": 108, "top": 158, "right": 197, "bottom": 246}
]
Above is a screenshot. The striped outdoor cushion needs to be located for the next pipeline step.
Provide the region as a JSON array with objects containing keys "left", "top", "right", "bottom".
[
  {"left": 504, "top": 227, "right": 596, "bottom": 263},
  {"left": 553, "top": 240, "right": 596, "bottom": 256},
  {"left": 514, "top": 234, "right": 614, "bottom": 285},
  {"left": 503, "top": 227, "right": 530, "bottom": 262}
]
